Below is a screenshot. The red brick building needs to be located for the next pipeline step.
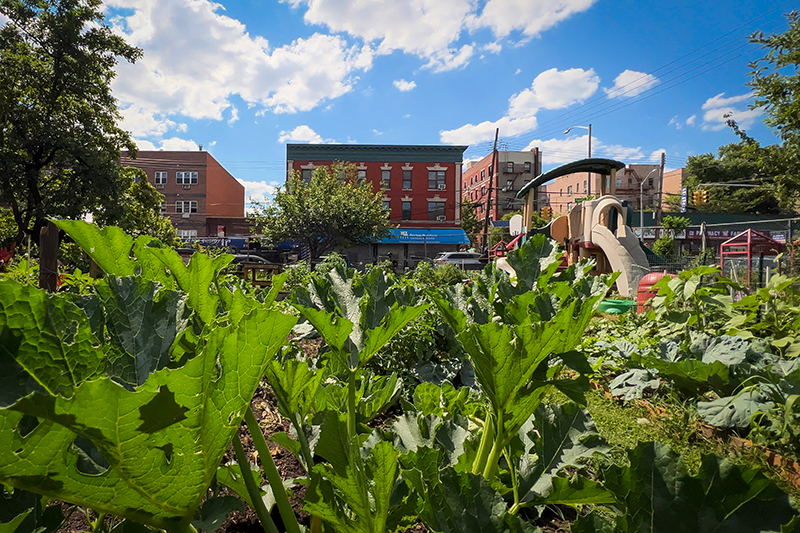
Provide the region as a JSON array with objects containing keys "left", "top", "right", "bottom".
[
  {"left": 462, "top": 149, "right": 542, "bottom": 221},
  {"left": 286, "top": 143, "right": 470, "bottom": 265},
  {"left": 121, "top": 150, "right": 245, "bottom": 238}
]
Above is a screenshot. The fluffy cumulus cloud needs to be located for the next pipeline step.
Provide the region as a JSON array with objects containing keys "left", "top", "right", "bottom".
[
  {"left": 239, "top": 179, "right": 281, "bottom": 207},
  {"left": 604, "top": 70, "right": 659, "bottom": 99},
  {"left": 440, "top": 67, "right": 599, "bottom": 144},
  {"left": 686, "top": 114, "right": 697, "bottom": 126},
  {"left": 135, "top": 137, "right": 202, "bottom": 151},
  {"left": 393, "top": 79, "right": 417, "bottom": 92},
  {"left": 284, "top": 0, "right": 596, "bottom": 72},
  {"left": 699, "top": 92, "right": 761, "bottom": 131},
  {"left": 520, "top": 135, "right": 649, "bottom": 164},
  {"left": 106, "top": 0, "right": 373, "bottom": 139},
  {"left": 278, "top": 125, "right": 331, "bottom": 144}
]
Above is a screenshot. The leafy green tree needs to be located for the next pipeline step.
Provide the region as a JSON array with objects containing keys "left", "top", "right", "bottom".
[
  {"left": 251, "top": 162, "right": 391, "bottom": 260},
  {"left": 661, "top": 215, "right": 690, "bottom": 237},
  {"left": 93, "top": 167, "right": 177, "bottom": 245},
  {"left": 0, "top": 0, "right": 142, "bottom": 245},
  {"left": 460, "top": 197, "right": 482, "bottom": 246}
]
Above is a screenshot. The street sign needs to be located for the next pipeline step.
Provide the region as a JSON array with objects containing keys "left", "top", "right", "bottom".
[{"left": 680, "top": 187, "right": 688, "bottom": 213}]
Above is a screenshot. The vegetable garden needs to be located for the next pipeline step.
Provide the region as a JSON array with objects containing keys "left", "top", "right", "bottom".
[{"left": 1, "top": 220, "right": 799, "bottom": 533}]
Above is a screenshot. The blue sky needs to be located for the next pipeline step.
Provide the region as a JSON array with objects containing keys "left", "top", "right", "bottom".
[{"left": 101, "top": 0, "right": 791, "bottom": 205}]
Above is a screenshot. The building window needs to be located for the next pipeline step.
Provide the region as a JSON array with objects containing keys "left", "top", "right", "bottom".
[
  {"left": 175, "top": 201, "right": 198, "bottom": 214},
  {"left": 506, "top": 180, "right": 513, "bottom": 190},
  {"left": 488, "top": 165, "right": 493, "bottom": 176},
  {"left": 560, "top": 189, "right": 563, "bottom": 196},
  {"left": 176, "top": 171, "right": 198, "bottom": 185},
  {"left": 567, "top": 185, "right": 573, "bottom": 195},
  {"left": 616, "top": 177, "right": 622, "bottom": 188},
  {"left": 402, "top": 170, "right": 412, "bottom": 189},
  {"left": 382, "top": 200, "right": 391, "bottom": 212},
  {"left": 583, "top": 180, "right": 587, "bottom": 192},
  {"left": 428, "top": 201, "right": 446, "bottom": 220},
  {"left": 357, "top": 169, "right": 367, "bottom": 183},
  {"left": 381, "top": 170, "right": 391, "bottom": 189},
  {"left": 628, "top": 177, "right": 633, "bottom": 187},
  {"left": 402, "top": 201, "right": 412, "bottom": 220},
  {"left": 428, "top": 170, "right": 446, "bottom": 190},
  {"left": 648, "top": 177, "right": 654, "bottom": 188},
  {"left": 506, "top": 162, "right": 514, "bottom": 173},
  {"left": 301, "top": 169, "right": 312, "bottom": 182},
  {"left": 524, "top": 161, "right": 531, "bottom": 173},
  {"left": 178, "top": 229, "right": 198, "bottom": 238},
  {"left": 159, "top": 201, "right": 166, "bottom": 214},
  {"left": 480, "top": 169, "right": 485, "bottom": 180},
  {"left": 481, "top": 185, "right": 486, "bottom": 196},
  {"left": 154, "top": 171, "right": 167, "bottom": 185}
]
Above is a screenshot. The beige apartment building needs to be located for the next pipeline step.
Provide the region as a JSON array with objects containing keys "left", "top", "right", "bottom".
[
  {"left": 541, "top": 164, "right": 683, "bottom": 214},
  {"left": 462, "top": 149, "right": 542, "bottom": 221}
]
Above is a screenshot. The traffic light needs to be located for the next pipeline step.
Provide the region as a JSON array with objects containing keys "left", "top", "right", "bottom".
[
  {"left": 540, "top": 206, "right": 552, "bottom": 219},
  {"left": 692, "top": 191, "right": 701, "bottom": 205},
  {"left": 699, "top": 190, "right": 709, "bottom": 204}
]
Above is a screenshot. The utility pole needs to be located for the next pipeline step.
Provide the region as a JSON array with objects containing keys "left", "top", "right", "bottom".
[
  {"left": 482, "top": 128, "right": 499, "bottom": 253},
  {"left": 656, "top": 151, "right": 666, "bottom": 224}
]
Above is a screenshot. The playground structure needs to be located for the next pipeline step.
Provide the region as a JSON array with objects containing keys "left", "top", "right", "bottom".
[
  {"left": 720, "top": 229, "right": 782, "bottom": 288},
  {"left": 503, "top": 158, "right": 652, "bottom": 297}
]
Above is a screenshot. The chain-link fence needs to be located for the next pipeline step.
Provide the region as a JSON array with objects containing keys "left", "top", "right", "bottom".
[{"left": 638, "top": 217, "right": 799, "bottom": 285}]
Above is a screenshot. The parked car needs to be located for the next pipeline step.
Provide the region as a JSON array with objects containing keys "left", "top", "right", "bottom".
[{"left": 433, "top": 252, "right": 483, "bottom": 270}]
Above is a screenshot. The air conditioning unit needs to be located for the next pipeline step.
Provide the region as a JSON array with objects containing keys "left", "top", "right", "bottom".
[
  {"left": 183, "top": 184, "right": 191, "bottom": 189},
  {"left": 437, "top": 184, "right": 447, "bottom": 190},
  {"left": 436, "top": 215, "right": 446, "bottom": 221},
  {"left": 182, "top": 213, "right": 190, "bottom": 218},
  {"left": 155, "top": 183, "right": 165, "bottom": 189}
]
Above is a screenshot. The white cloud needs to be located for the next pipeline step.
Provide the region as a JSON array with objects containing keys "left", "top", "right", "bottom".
[
  {"left": 514, "top": 68, "right": 521, "bottom": 75},
  {"left": 604, "top": 69, "right": 659, "bottom": 99},
  {"left": 228, "top": 107, "right": 239, "bottom": 125},
  {"left": 107, "top": 0, "right": 373, "bottom": 134},
  {"left": 469, "top": 0, "right": 598, "bottom": 39},
  {"left": 482, "top": 42, "right": 502, "bottom": 54},
  {"left": 393, "top": 79, "right": 417, "bottom": 92},
  {"left": 440, "top": 67, "right": 599, "bottom": 144},
  {"left": 698, "top": 92, "right": 761, "bottom": 131},
  {"left": 649, "top": 148, "right": 666, "bottom": 162},
  {"left": 239, "top": 179, "right": 280, "bottom": 206},
  {"left": 135, "top": 137, "right": 201, "bottom": 151},
  {"left": 120, "top": 105, "right": 185, "bottom": 137},
  {"left": 372, "top": 129, "right": 383, "bottom": 135},
  {"left": 403, "top": 113, "right": 411, "bottom": 118},
  {"left": 521, "top": 135, "right": 647, "bottom": 164},
  {"left": 701, "top": 92, "right": 752, "bottom": 110},
  {"left": 284, "top": 0, "right": 595, "bottom": 71},
  {"left": 278, "top": 125, "right": 330, "bottom": 143},
  {"left": 668, "top": 115, "right": 681, "bottom": 130},
  {"left": 685, "top": 114, "right": 696, "bottom": 126}
]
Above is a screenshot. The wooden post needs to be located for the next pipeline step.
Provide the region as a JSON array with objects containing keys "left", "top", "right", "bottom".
[
  {"left": 482, "top": 128, "right": 499, "bottom": 253},
  {"left": 39, "top": 221, "right": 59, "bottom": 292}
]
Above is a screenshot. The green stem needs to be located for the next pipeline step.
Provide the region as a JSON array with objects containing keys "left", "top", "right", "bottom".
[
  {"left": 291, "top": 412, "right": 315, "bottom": 473},
  {"left": 347, "top": 369, "right": 357, "bottom": 439},
  {"left": 245, "top": 408, "right": 302, "bottom": 533},
  {"left": 472, "top": 415, "right": 493, "bottom": 475},
  {"left": 504, "top": 448, "right": 520, "bottom": 514},
  {"left": 232, "top": 435, "right": 281, "bottom": 533},
  {"left": 482, "top": 408, "right": 504, "bottom": 481}
]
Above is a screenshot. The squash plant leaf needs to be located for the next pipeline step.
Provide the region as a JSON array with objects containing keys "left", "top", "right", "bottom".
[
  {"left": 53, "top": 221, "right": 137, "bottom": 277},
  {"left": 603, "top": 441, "right": 796, "bottom": 533},
  {"left": 0, "top": 292, "right": 296, "bottom": 532}
]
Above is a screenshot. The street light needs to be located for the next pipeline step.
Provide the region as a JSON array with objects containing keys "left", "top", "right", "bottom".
[
  {"left": 564, "top": 124, "right": 592, "bottom": 194},
  {"left": 637, "top": 168, "right": 660, "bottom": 241}
]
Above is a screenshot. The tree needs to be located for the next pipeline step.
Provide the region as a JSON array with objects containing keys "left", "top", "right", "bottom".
[
  {"left": 460, "top": 198, "right": 482, "bottom": 246},
  {"left": 93, "top": 167, "right": 177, "bottom": 245},
  {"left": 251, "top": 163, "right": 391, "bottom": 259},
  {"left": 0, "top": 0, "right": 142, "bottom": 245}
]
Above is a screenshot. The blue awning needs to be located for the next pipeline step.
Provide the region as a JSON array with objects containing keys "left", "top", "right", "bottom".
[{"left": 380, "top": 228, "right": 470, "bottom": 245}]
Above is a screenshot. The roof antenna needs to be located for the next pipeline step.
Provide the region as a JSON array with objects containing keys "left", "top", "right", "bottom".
[{"left": 199, "top": 144, "right": 203, "bottom": 151}]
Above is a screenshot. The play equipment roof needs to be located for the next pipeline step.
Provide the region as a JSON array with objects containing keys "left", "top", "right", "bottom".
[{"left": 516, "top": 158, "right": 626, "bottom": 199}]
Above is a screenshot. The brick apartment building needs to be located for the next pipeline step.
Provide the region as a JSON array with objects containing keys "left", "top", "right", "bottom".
[
  {"left": 286, "top": 143, "right": 469, "bottom": 266},
  {"left": 120, "top": 150, "right": 245, "bottom": 238},
  {"left": 541, "top": 164, "right": 682, "bottom": 214},
  {"left": 462, "top": 149, "right": 542, "bottom": 221}
]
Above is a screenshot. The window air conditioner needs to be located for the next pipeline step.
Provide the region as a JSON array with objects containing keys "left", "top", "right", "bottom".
[
  {"left": 183, "top": 184, "right": 191, "bottom": 189},
  {"left": 437, "top": 184, "right": 447, "bottom": 190},
  {"left": 436, "top": 215, "right": 446, "bottom": 221},
  {"left": 182, "top": 213, "right": 190, "bottom": 218},
  {"left": 156, "top": 184, "right": 165, "bottom": 189}
]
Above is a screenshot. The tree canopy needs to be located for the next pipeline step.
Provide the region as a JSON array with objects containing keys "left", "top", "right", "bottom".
[
  {"left": 0, "top": 0, "right": 142, "bottom": 244},
  {"left": 251, "top": 163, "right": 392, "bottom": 260}
]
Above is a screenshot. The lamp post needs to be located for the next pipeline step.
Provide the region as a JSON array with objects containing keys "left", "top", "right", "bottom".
[
  {"left": 564, "top": 124, "right": 592, "bottom": 194},
  {"left": 638, "top": 168, "right": 660, "bottom": 241}
]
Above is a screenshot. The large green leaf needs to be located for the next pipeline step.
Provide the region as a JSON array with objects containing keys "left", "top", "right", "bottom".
[
  {"left": 0, "top": 302, "right": 296, "bottom": 532},
  {"left": 602, "top": 442, "right": 796, "bottom": 533},
  {"left": 53, "top": 221, "right": 137, "bottom": 277},
  {"left": 518, "top": 403, "right": 610, "bottom": 502},
  {"left": 400, "top": 448, "right": 540, "bottom": 533},
  {"left": 0, "top": 281, "right": 102, "bottom": 404},
  {"left": 697, "top": 385, "right": 777, "bottom": 428}
]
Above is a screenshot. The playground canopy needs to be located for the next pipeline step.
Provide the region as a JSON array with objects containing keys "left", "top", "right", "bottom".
[
  {"left": 720, "top": 229, "right": 782, "bottom": 288},
  {"left": 516, "top": 158, "right": 626, "bottom": 199}
]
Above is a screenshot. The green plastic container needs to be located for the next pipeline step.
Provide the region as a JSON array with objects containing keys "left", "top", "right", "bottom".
[{"left": 597, "top": 299, "right": 637, "bottom": 315}]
